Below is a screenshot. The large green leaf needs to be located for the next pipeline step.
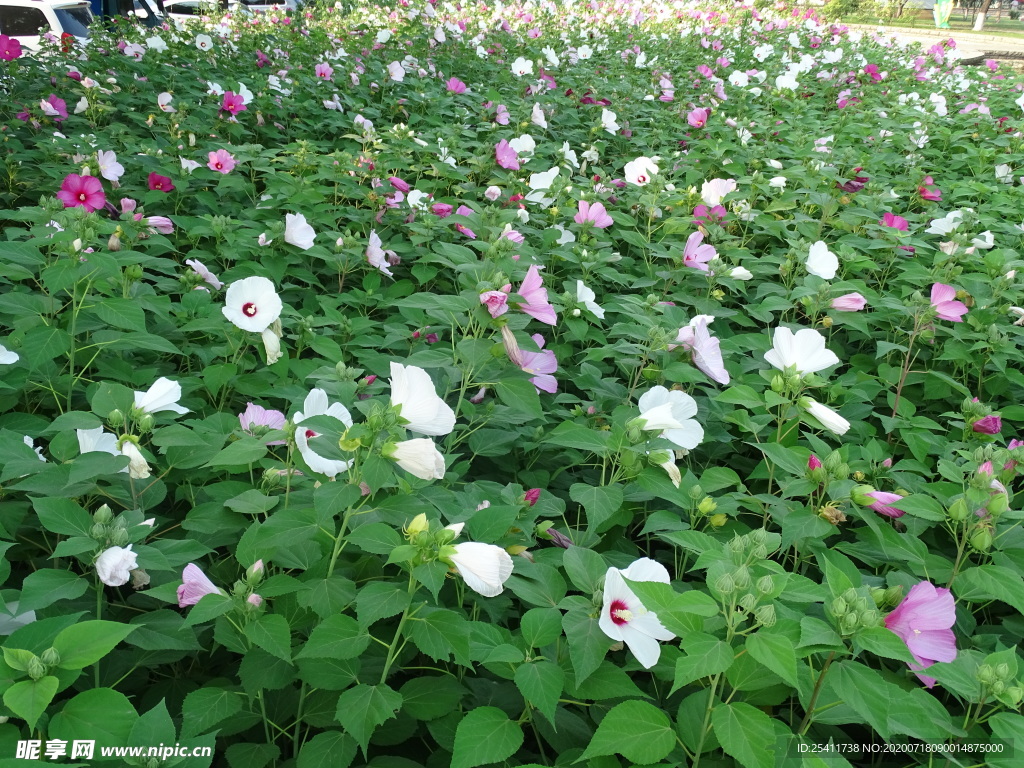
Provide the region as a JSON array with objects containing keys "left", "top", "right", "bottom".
[
  {"left": 53, "top": 620, "right": 138, "bottom": 670},
  {"left": 711, "top": 702, "right": 778, "bottom": 768},
  {"left": 514, "top": 660, "right": 563, "bottom": 725},
  {"left": 580, "top": 699, "right": 675, "bottom": 764},
  {"left": 451, "top": 706, "right": 524, "bottom": 768},
  {"left": 49, "top": 687, "right": 139, "bottom": 758},
  {"left": 954, "top": 565, "right": 1024, "bottom": 614},
  {"left": 3, "top": 676, "right": 58, "bottom": 730},
  {"left": 181, "top": 687, "right": 244, "bottom": 738},
  {"left": 569, "top": 483, "right": 624, "bottom": 531},
  {"left": 672, "top": 633, "right": 735, "bottom": 694},
  {"left": 334, "top": 683, "right": 403, "bottom": 756}
]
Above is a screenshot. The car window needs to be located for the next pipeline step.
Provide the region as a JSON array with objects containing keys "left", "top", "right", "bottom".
[
  {"left": 168, "top": 2, "right": 200, "bottom": 14},
  {"left": 53, "top": 7, "right": 92, "bottom": 36},
  {"left": 0, "top": 6, "right": 48, "bottom": 36}
]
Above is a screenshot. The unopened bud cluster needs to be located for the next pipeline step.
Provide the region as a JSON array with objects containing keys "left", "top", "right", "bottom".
[{"left": 830, "top": 587, "right": 882, "bottom": 636}]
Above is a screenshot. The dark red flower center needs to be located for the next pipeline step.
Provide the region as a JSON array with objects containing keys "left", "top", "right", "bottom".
[
  {"left": 609, "top": 599, "right": 631, "bottom": 626},
  {"left": 242, "top": 302, "right": 258, "bottom": 317},
  {"left": 304, "top": 429, "right": 317, "bottom": 439}
]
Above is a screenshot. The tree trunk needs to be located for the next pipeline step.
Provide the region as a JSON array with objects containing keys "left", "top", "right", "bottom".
[{"left": 974, "top": 0, "right": 993, "bottom": 29}]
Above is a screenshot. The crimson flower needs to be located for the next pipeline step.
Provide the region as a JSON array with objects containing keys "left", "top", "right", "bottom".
[
  {"left": 57, "top": 174, "right": 106, "bottom": 212},
  {"left": 148, "top": 173, "right": 175, "bottom": 192},
  {"left": 973, "top": 415, "right": 1002, "bottom": 435},
  {"left": 880, "top": 212, "right": 909, "bottom": 231},
  {"left": 0, "top": 34, "right": 22, "bottom": 61},
  {"left": 222, "top": 91, "right": 246, "bottom": 115}
]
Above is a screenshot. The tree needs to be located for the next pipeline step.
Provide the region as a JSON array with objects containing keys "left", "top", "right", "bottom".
[{"left": 974, "top": 0, "right": 994, "bottom": 30}]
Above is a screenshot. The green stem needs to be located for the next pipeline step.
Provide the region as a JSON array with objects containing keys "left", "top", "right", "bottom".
[
  {"left": 379, "top": 573, "right": 418, "bottom": 685},
  {"left": 692, "top": 674, "right": 721, "bottom": 768},
  {"left": 293, "top": 682, "right": 306, "bottom": 758},
  {"left": 798, "top": 651, "right": 837, "bottom": 735},
  {"left": 94, "top": 578, "right": 103, "bottom": 688}
]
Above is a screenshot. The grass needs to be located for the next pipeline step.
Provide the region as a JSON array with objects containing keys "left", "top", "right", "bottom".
[{"left": 848, "top": 9, "right": 1024, "bottom": 39}]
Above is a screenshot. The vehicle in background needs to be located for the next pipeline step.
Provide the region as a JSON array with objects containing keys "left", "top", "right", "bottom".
[{"left": 0, "top": 0, "right": 92, "bottom": 52}]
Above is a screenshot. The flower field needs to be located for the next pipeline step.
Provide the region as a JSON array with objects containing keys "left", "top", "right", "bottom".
[{"left": 2, "top": 0, "right": 1024, "bottom": 765}]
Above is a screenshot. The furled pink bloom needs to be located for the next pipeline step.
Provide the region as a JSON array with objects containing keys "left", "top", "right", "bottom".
[
  {"left": 918, "top": 176, "right": 942, "bottom": 201},
  {"left": 454, "top": 205, "right": 476, "bottom": 239},
  {"left": 495, "top": 139, "right": 520, "bottom": 170},
  {"left": 673, "top": 317, "right": 729, "bottom": 385},
  {"left": 884, "top": 581, "right": 957, "bottom": 688},
  {"left": 524, "top": 488, "right": 542, "bottom": 506},
  {"left": 0, "top": 34, "right": 22, "bottom": 61},
  {"left": 574, "top": 200, "right": 614, "bottom": 228},
  {"left": 683, "top": 231, "right": 717, "bottom": 271},
  {"left": 57, "top": 174, "right": 105, "bottom": 212},
  {"left": 445, "top": 77, "right": 467, "bottom": 94},
  {"left": 148, "top": 173, "right": 175, "bottom": 192},
  {"left": 315, "top": 62, "right": 334, "bottom": 80},
  {"left": 222, "top": 91, "right": 247, "bottom": 115},
  {"left": 866, "top": 491, "right": 905, "bottom": 519},
  {"left": 494, "top": 104, "right": 510, "bottom": 125},
  {"left": 516, "top": 265, "right": 557, "bottom": 325},
  {"left": 808, "top": 454, "right": 823, "bottom": 470},
  {"left": 431, "top": 203, "right": 453, "bottom": 218},
  {"left": 831, "top": 292, "right": 867, "bottom": 312},
  {"left": 121, "top": 198, "right": 138, "bottom": 214},
  {"left": 247, "top": 593, "right": 263, "bottom": 607},
  {"left": 41, "top": 94, "right": 68, "bottom": 121},
  {"left": 146, "top": 216, "right": 174, "bottom": 235},
  {"left": 207, "top": 149, "right": 236, "bottom": 174},
  {"left": 500, "top": 227, "right": 524, "bottom": 244},
  {"left": 177, "top": 563, "right": 224, "bottom": 607},
  {"left": 973, "top": 415, "right": 1002, "bottom": 435},
  {"left": 930, "top": 283, "right": 968, "bottom": 323},
  {"left": 1009, "top": 439, "right": 1024, "bottom": 450},
  {"left": 687, "top": 107, "right": 710, "bottom": 128},
  {"left": 864, "top": 63, "right": 883, "bottom": 82},
  {"left": 239, "top": 403, "right": 287, "bottom": 444},
  {"left": 388, "top": 176, "right": 410, "bottom": 193},
  {"left": 880, "top": 212, "right": 908, "bottom": 231},
  {"left": 516, "top": 333, "right": 558, "bottom": 393},
  {"left": 693, "top": 204, "right": 728, "bottom": 226},
  {"left": 185, "top": 258, "right": 223, "bottom": 290},
  {"left": 837, "top": 168, "right": 869, "bottom": 193},
  {"left": 480, "top": 286, "right": 511, "bottom": 318}
]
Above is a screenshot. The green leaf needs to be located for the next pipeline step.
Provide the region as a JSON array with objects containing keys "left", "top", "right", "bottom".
[
  {"left": 451, "top": 706, "right": 525, "bottom": 768},
  {"left": 297, "top": 731, "right": 357, "bottom": 768},
  {"left": 711, "top": 702, "right": 778, "bottom": 768},
  {"left": 409, "top": 607, "right": 471, "bottom": 666},
  {"left": 520, "top": 607, "right": 563, "bottom": 648},
  {"left": 129, "top": 699, "right": 177, "bottom": 748},
  {"left": 296, "top": 615, "right": 369, "bottom": 660},
  {"left": 181, "top": 687, "right": 244, "bottom": 739},
  {"left": 224, "top": 490, "right": 280, "bottom": 516},
  {"left": 561, "top": 609, "right": 612, "bottom": 685},
  {"left": 672, "top": 633, "right": 735, "bottom": 694},
  {"left": 543, "top": 421, "right": 611, "bottom": 454},
  {"left": 514, "top": 661, "right": 563, "bottom": 725},
  {"left": 334, "top": 683, "right": 403, "bottom": 756},
  {"left": 3, "top": 676, "right": 58, "bottom": 730},
  {"left": 356, "top": 581, "right": 411, "bottom": 627},
  {"left": 954, "top": 565, "right": 1024, "bottom": 614},
  {"left": 53, "top": 620, "right": 138, "bottom": 670},
  {"left": 561, "top": 546, "right": 607, "bottom": 593},
  {"left": 346, "top": 522, "right": 402, "bottom": 555},
  {"left": 246, "top": 614, "right": 292, "bottom": 662},
  {"left": 33, "top": 497, "right": 94, "bottom": 537},
  {"left": 569, "top": 483, "right": 624, "bottom": 531},
  {"left": 745, "top": 632, "right": 799, "bottom": 688},
  {"left": 18, "top": 569, "right": 88, "bottom": 613},
  {"left": 495, "top": 378, "right": 543, "bottom": 419},
  {"left": 203, "top": 438, "right": 269, "bottom": 468},
  {"left": 623, "top": 580, "right": 720, "bottom": 637},
  {"left": 400, "top": 676, "right": 465, "bottom": 721},
  {"left": 749, "top": 442, "right": 809, "bottom": 477},
  {"left": 853, "top": 626, "right": 915, "bottom": 665},
  {"left": 892, "top": 494, "right": 946, "bottom": 522},
  {"left": 183, "top": 593, "right": 234, "bottom": 627},
  {"left": 580, "top": 699, "right": 675, "bottom": 764},
  {"left": 92, "top": 298, "right": 146, "bottom": 330},
  {"left": 226, "top": 743, "right": 282, "bottom": 768},
  {"left": 49, "top": 688, "right": 139, "bottom": 758}
]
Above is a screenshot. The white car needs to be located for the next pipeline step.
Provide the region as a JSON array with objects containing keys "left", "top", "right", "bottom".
[{"left": 0, "top": 0, "right": 92, "bottom": 51}]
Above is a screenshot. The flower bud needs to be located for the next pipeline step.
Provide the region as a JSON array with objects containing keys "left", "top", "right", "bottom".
[
  {"left": 715, "top": 573, "right": 736, "bottom": 595},
  {"left": 732, "top": 567, "right": 751, "bottom": 590},
  {"left": 831, "top": 597, "right": 849, "bottom": 616},
  {"left": 698, "top": 497, "right": 717, "bottom": 515},
  {"left": 90, "top": 523, "right": 108, "bottom": 540},
  {"left": 756, "top": 575, "right": 774, "bottom": 594},
  {"left": 27, "top": 658, "right": 46, "bottom": 681},
  {"left": 688, "top": 484, "right": 704, "bottom": 501},
  {"left": 108, "top": 409, "right": 125, "bottom": 428},
  {"left": 94, "top": 504, "right": 113, "bottom": 524},
  {"left": 978, "top": 663, "right": 996, "bottom": 684},
  {"left": 841, "top": 612, "right": 859, "bottom": 635},
  {"left": 405, "top": 513, "right": 430, "bottom": 537},
  {"left": 709, "top": 513, "right": 728, "bottom": 527},
  {"left": 996, "top": 662, "right": 1011, "bottom": 680},
  {"left": 947, "top": 498, "right": 969, "bottom": 521},
  {"left": 770, "top": 375, "right": 786, "bottom": 393},
  {"left": 137, "top": 414, "right": 154, "bottom": 433},
  {"left": 988, "top": 491, "right": 1009, "bottom": 516},
  {"left": 246, "top": 560, "right": 265, "bottom": 584},
  {"left": 39, "top": 647, "right": 60, "bottom": 667},
  {"left": 993, "top": 680, "right": 1007, "bottom": 695},
  {"left": 754, "top": 604, "right": 776, "bottom": 627},
  {"left": 970, "top": 527, "right": 993, "bottom": 552},
  {"left": 108, "top": 233, "right": 122, "bottom": 252},
  {"left": 110, "top": 527, "right": 130, "bottom": 547},
  {"left": 859, "top": 609, "right": 879, "bottom": 627}
]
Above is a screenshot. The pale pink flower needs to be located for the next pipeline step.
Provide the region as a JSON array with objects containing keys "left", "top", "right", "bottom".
[
  {"left": 930, "top": 283, "right": 968, "bottom": 322},
  {"left": 480, "top": 287, "right": 511, "bottom": 318},
  {"left": 207, "top": 149, "right": 236, "bottom": 174},
  {"left": 177, "top": 563, "right": 224, "bottom": 607},
  {"left": 186, "top": 259, "right": 223, "bottom": 289},
  {"left": 495, "top": 139, "right": 520, "bottom": 170},
  {"left": 239, "top": 403, "right": 287, "bottom": 444},
  {"left": 516, "top": 265, "right": 557, "bottom": 325},
  {"left": 574, "top": 200, "right": 613, "bottom": 228},
  {"left": 831, "top": 293, "right": 867, "bottom": 312},
  {"left": 884, "top": 581, "right": 957, "bottom": 688},
  {"left": 683, "top": 231, "right": 716, "bottom": 271}
]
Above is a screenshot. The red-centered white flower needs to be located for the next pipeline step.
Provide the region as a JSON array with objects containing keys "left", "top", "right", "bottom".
[
  {"left": 624, "top": 156, "right": 658, "bottom": 186},
  {"left": 284, "top": 213, "right": 315, "bottom": 251},
  {"left": 134, "top": 377, "right": 188, "bottom": 415},
  {"left": 389, "top": 438, "right": 446, "bottom": 480},
  {"left": 96, "top": 545, "right": 139, "bottom": 587},
  {"left": 448, "top": 542, "right": 514, "bottom": 596},
  {"left": 294, "top": 389, "right": 353, "bottom": 479},
  {"left": 764, "top": 327, "right": 840, "bottom": 377},
  {"left": 177, "top": 563, "right": 224, "bottom": 607},
  {"left": 390, "top": 363, "right": 455, "bottom": 436},
  {"left": 222, "top": 276, "right": 282, "bottom": 333},
  {"left": 636, "top": 386, "right": 704, "bottom": 450},
  {"left": 599, "top": 558, "right": 676, "bottom": 669}
]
